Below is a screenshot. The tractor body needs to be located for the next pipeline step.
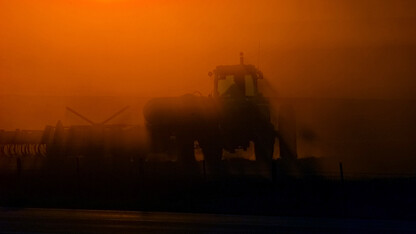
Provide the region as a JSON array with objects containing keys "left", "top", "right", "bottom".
[{"left": 143, "top": 56, "right": 297, "bottom": 165}]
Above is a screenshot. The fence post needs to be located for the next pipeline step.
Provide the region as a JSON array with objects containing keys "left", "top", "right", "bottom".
[
  {"left": 339, "top": 162, "right": 346, "bottom": 216},
  {"left": 202, "top": 159, "right": 207, "bottom": 181},
  {"left": 339, "top": 162, "right": 344, "bottom": 184},
  {"left": 272, "top": 160, "right": 277, "bottom": 183},
  {"left": 16, "top": 157, "right": 22, "bottom": 180},
  {"left": 76, "top": 156, "right": 81, "bottom": 193}
]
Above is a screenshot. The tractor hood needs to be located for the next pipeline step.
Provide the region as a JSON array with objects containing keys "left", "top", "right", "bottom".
[{"left": 143, "top": 94, "right": 220, "bottom": 127}]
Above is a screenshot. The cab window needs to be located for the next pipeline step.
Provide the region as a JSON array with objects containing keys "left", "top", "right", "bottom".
[
  {"left": 217, "top": 75, "right": 235, "bottom": 96},
  {"left": 244, "top": 74, "right": 255, "bottom": 96}
]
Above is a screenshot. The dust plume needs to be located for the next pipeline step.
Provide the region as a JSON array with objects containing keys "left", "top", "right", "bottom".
[{"left": 0, "top": 0, "right": 416, "bottom": 175}]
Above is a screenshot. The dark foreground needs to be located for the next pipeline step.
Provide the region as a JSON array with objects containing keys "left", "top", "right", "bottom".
[
  {"left": 1, "top": 208, "right": 416, "bottom": 233},
  {"left": 1, "top": 158, "right": 416, "bottom": 233}
]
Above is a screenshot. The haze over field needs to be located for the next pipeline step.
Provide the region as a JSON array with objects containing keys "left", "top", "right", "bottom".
[
  {"left": 1, "top": 0, "right": 416, "bottom": 174},
  {"left": 0, "top": 0, "right": 415, "bottom": 98}
]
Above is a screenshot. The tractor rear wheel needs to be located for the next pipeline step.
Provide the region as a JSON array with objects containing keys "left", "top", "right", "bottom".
[
  {"left": 278, "top": 104, "right": 297, "bottom": 160},
  {"left": 199, "top": 138, "right": 222, "bottom": 177},
  {"left": 254, "top": 133, "right": 275, "bottom": 164}
]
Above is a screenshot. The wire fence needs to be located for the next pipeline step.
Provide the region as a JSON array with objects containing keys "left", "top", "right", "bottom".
[{"left": 0, "top": 156, "right": 415, "bottom": 182}]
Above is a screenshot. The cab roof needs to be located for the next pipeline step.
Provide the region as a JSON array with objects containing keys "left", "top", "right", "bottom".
[{"left": 214, "top": 64, "right": 263, "bottom": 78}]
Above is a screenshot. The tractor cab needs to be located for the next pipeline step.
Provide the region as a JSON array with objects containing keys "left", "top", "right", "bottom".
[{"left": 211, "top": 54, "right": 263, "bottom": 98}]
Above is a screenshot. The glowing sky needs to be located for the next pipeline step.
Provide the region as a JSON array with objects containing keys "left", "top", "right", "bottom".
[{"left": 1, "top": 0, "right": 415, "bottom": 98}]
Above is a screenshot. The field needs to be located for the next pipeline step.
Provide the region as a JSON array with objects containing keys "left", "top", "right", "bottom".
[{"left": 0, "top": 157, "right": 415, "bottom": 221}]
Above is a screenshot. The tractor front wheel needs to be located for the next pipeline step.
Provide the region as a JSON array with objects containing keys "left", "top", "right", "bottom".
[{"left": 254, "top": 133, "right": 275, "bottom": 164}]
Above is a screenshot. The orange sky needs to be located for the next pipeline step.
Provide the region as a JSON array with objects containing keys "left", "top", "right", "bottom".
[{"left": 1, "top": 0, "right": 416, "bottom": 98}]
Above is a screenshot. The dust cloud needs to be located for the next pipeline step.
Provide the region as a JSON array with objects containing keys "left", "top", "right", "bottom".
[
  {"left": 1, "top": 0, "right": 415, "bottom": 99},
  {"left": 1, "top": 0, "right": 416, "bottom": 174}
]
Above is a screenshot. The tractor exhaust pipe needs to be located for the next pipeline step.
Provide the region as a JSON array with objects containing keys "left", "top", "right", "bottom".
[{"left": 240, "top": 52, "right": 244, "bottom": 65}]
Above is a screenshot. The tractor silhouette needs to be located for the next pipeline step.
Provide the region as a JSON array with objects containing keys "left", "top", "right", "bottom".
[{"left": 143, "top": 54, "right": 297, "bottom": 169}]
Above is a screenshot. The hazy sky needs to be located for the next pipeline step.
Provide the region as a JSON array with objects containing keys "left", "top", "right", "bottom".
[
  {"left": 1, "top": 1, "right": 416, "bottom": 172},
  {"left": 1, "top": 0, "right": 415, "bottom": 98}
]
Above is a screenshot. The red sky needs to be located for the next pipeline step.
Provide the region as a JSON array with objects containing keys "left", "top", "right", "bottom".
[
  {"left": 1, "top": 0, "right": 416, "bottom": 98},
  {"left": 1, "top": 1, "right": 416, "bottom": 172}
]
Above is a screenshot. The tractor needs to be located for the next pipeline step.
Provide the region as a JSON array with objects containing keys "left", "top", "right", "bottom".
[{"left": 143, "top": 54, "right": 297, "bottom": 169}]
